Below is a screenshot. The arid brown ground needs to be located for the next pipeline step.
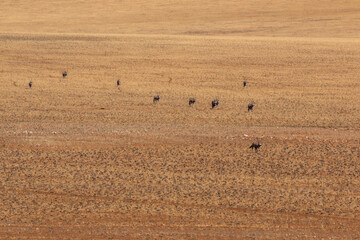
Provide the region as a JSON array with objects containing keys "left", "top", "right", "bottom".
[{"left": 1, "top": 0, "right": 360, "bottom": 238}]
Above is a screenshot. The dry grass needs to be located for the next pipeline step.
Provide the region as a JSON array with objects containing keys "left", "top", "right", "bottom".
[
  {"left": 1, "top": 0, "right": 360, "bottom": 239},
  {"left": 1, "top": 0, "right": 360, "bottom": 38},
  {"left": 1, "top": 34, "right": 359, "bottom": 128}
]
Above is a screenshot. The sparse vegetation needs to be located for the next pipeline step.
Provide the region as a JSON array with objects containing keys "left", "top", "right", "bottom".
[{"left": 0, "top": 0, "right": 360, "bottom": 238}]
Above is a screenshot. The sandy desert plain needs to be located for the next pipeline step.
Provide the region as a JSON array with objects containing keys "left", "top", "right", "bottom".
[{"left": 1, "top": 0, "right": 360, "bottom": 239}]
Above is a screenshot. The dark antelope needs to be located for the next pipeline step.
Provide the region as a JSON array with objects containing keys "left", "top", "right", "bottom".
[
  {"left": 153, "top": 95, "right": 160, "bottom": 104},
  {"left": 28, "top": 81, "right": 32, "bottom": 88},
  {"left": 62, "top": 71, "right": 67, "bottom": 78},
  {"left": 189, "top": 98, "right": 196, "bottom": 106},
  {"left": 211, "top": 99, "right": 219, "bottom": 109},
  {"left": 117, "top": 79, "right": 120, "bottom": 87},
  {"left": 243, "top": 81, "right": 247, "bottom": 87},
  {"left": 248, "top": 103, "right": 255, "bottom": 111},
  {"left": 249, "top": 142, "right": 262, "bottom": 152}
]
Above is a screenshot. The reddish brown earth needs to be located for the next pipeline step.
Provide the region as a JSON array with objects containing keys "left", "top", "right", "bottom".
[{"left": 1, "top": 0, "right": 360, "bottom": 239}]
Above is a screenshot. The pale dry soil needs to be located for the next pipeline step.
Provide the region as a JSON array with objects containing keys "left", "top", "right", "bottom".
[
  {"left": 1, "top": 0, "right": 360, "bottom": 38},
  {"left": 0, "top": 33, "right": 359, "bottom": 238}
]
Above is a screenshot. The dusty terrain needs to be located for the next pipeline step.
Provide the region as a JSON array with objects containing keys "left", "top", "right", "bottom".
[
  {"left": 1, "top": 0, "right": 360, "bottom": 239},
  {"left": 2, "top": 0, "right": 360, "bottom": 38}
]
